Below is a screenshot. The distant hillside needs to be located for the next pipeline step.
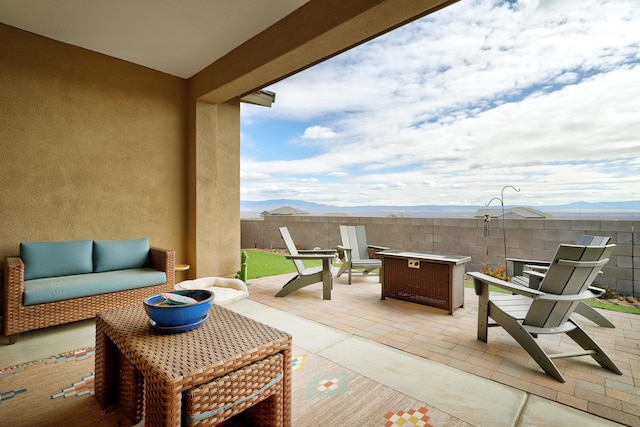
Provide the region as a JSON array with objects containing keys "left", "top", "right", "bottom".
[
  {"left": 241, "top": 199, "right": 640, "bottom": 219},
  {"left": 546, "top": 201, "right": 640, "bottom": 210}
]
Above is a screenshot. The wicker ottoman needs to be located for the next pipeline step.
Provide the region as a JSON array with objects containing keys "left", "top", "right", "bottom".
[
  {"left": 117, "top": 352, "right": 144, "bottom": 421},
  {"left": 184, "top": 353, "right": 284, "bottom": 426},
  {"left": 116, "top": 353, "right": 284, "bottom": 426}
]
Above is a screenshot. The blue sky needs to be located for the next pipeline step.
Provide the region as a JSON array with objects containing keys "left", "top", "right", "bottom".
[{"left": 240, "top": 0, "right": 640, "bottom": 207}]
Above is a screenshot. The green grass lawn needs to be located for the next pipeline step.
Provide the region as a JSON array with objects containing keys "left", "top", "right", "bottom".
[
  {"left": 243, "top": 249, "right": 639, "bottom": 315},
  {"left": 586, "top": 299, "right": 640, "bottom": 315},
  {"left": 243, "top": 249, "right": 320, "bottom": 279}
]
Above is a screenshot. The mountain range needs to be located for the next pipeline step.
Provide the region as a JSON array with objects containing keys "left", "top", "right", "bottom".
[{"left": 241, "top": 199, "right": 640, "bottom": 219}]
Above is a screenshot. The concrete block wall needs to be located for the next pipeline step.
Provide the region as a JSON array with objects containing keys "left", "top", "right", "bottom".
[{"left": 241, "top": 215, "right": 640, "bottom": 295}]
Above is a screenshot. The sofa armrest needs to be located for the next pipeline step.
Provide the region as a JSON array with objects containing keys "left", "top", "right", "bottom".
[
  {"left": 4, "top": 257, "right": 26, "bottom": 326},
  {"left": 149, "top": 247, "right": 175, "bottom": 286}
]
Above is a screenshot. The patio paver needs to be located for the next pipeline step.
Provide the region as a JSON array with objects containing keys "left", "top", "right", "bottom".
[{"left": 246, "top": 272, "right": 640, "bottom": 426}]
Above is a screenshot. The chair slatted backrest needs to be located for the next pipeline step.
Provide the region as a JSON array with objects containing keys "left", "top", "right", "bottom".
[
  {"left": 279, "top": 227, "right": 305, "bottom": 274},
  {"left": 523, "top": 243, "right": 615, "bottom": 328},
  {"left": 340, "top": 225, "right": 370, "bottom": 261},
  {"left": 576, "top": 235, "right": 611, "bottom": 246}
]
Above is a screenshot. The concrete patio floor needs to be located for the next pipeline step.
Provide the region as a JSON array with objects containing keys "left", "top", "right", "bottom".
[
  {"left": 246, "top": 272, "right": 640, "bottom": 426},
  {"left": 1, "top": 271, "right": 637, "bottom": 426}
]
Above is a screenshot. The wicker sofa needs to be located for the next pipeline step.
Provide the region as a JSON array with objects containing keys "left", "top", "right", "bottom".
[{"left": 3, "top": 237, "right": 175, "bottom": 344}]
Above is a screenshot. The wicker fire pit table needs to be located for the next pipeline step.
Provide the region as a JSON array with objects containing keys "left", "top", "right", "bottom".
[
  {"left": 377, "top": 250, "right": 471, "bottom": 315},
  {"left": 95, "top": 303, "right": 291, "bottom": 426}
]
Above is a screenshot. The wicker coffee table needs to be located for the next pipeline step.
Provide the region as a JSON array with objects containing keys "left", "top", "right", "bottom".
[{"left": 95, "top": 304, "right": 291, "bottom": 426}]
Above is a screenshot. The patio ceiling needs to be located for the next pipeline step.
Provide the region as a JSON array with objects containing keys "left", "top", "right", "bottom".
[{"left": 0, "top": 0, "right": 310, "bottom": 79}]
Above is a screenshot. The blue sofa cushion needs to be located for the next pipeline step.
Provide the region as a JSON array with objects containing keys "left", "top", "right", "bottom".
[
  {"left": 94, "top": 238, "right": 150, "bottom": 273},
  {"left": 21, "top": 240, "right": 93, "bottom": 281},
  {"left": 23, "top": 268, "right": 167, "bottom": 305}
]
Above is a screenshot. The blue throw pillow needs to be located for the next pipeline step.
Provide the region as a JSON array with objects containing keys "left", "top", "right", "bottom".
[
  {"left": 21, "top": 240, "right": 94, "bottom": 280},
  {"left": 93, "top": 238, "right": 150, "bottom": 273}
]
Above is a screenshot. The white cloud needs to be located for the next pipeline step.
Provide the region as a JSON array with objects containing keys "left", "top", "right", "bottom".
[
  {"left": 301, "top": 125, "right": 340, "bottom": 139},
  {"left": 240, "top": 0, "right": 640, "bottom": 206},
  {"left": 290, "top": 177, "right": 319, "bottom": 183},
  {"left": 368, "top": 184, "right": 386, "bottom": 190},
  {"left": 240, "top": 170, "right": 271, "bottom": 181}
]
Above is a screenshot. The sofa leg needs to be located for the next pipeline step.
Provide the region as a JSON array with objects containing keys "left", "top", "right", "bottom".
[{"left": 7, "top": 334, "right": 18, "bottom": 345}]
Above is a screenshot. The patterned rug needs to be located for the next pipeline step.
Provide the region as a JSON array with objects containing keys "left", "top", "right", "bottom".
[{"left": 0, "top": 346, "right": 471, "bottom": 426}]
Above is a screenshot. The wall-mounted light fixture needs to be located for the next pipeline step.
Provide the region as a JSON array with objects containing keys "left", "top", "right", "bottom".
[{"left": 240, "top": 90, "right": 276, "bottom": 107}]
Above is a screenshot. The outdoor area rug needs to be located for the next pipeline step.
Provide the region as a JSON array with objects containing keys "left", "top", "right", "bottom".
[{"left": 0, "top": 345, "right": 471, "bottom": 426}]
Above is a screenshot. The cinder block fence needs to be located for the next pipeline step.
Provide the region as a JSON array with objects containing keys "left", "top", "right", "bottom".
[{"left": 241, "top": 215, "right": 639, "bottom": 295}]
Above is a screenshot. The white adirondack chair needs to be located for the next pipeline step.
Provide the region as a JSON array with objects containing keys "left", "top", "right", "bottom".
[
  {"left": 275, "top": 227, "right": 336, "bottom": 300},
  {"left": 336, "top": 225, "right": 389, "bottom": 285}
]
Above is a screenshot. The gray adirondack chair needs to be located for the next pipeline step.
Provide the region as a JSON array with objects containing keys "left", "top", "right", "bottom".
[
  {"left": 336, "top": 225, "right": 389, "bottom": 284},
  {"left": 469, "top": 243, "right": 622, "bottom": 382},
  {"left": 507, "top": 235, "right": 611, "bottom": 276},
  {"left": 507, "top": 235, "right": 614, "bottom": 328},
  {"left": 275, "top": 227, "right": 336, "bottom": 300}
]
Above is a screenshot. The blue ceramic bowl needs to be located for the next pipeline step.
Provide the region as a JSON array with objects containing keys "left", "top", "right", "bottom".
[{"left": 143, "top": 289, "right": 215, "bottom": 327}]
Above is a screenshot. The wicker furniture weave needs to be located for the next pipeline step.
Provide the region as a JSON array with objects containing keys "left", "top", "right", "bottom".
[
  {"left": 3, "top": 247, "right": 175, "bottom": 343},
  {"left": 377, "top": 250, "right": 470, "bottom": 314},
  {"left": 95, "top": 304, "right": 292, "bottom": 427}
]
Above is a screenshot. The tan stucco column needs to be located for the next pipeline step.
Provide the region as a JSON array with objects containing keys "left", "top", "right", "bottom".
[
  {"left": 183, "top": 0, "right": 459, "bottom": 278},
  {"left": 187, "top": 99, "right": 241, "bottom": 278}
]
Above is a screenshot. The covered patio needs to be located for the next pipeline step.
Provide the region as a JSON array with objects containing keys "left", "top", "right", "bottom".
[
  {"left": 0, "top": 271, "right": 636, "bottom": 425},
  {"left": 246, "top": 272, "right": 640, "bottom": 426}
]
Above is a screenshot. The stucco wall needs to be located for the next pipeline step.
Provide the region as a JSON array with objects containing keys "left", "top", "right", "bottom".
[
  {"left": 242, "top": 215, "right": 640, "bottom": 295},
  {"left": 0, "top": 2, "right": 464, "bottom": 331},
  {"left": 0, "top": 24, "right": 188, "bottom": 268}
]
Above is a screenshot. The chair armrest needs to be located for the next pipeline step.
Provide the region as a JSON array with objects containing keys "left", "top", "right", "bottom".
[
  {"left": 525, "top": 264, "right": 549, "bottom": 273},
  {"left": 524, "top": 270, "right": 546, "bottom": 279},
  {"left": 336, "top": 245, "right": 351, "bottom": 261},
  {"left": 336, "top": 245, "right": 351, "bottom": 260},
  {"left": 471, "top": 271, "right": 602, "bottom": 303},
  {"left": 468, "top": 271, "right": 543, "bottom": 298},
  {"left": 511, "top": 276, "right": 529, "bottom": 287},
  {"left": 367, "top": 245, "right": 389, "bottom": 259},
  {"left": 298, "top": 249, "right": 337, "bottom": 255},
  {"left": 521, "top": 269, "right": 545, "bottom": 290},
  {"left": 285, "top": 254, "right": 336, "bottom": 260},
  {"left": 506, "top": 257, "right": 550, "bottom": 265},
  {"left": 506, "top": 257, "right": 551, "bottom": 276},
  {"left": 368, "top": 245, "right": 390, "bottom": 251}
]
